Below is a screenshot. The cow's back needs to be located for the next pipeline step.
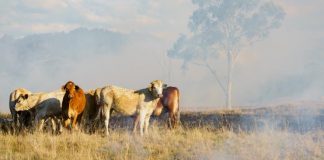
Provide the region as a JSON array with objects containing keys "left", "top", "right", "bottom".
[
  {"left": 103, "top": 86, "right": 139, "bottom": 115},
  {"left": 162, "top": 87, "right": 180, "bottom": 113},
  {"left": 17, "top": 91, "right": 64, "bottom": 111},
  {"left": 39, "top": 91, "right": 65, "bottom": 108},
  {"left": 35, "top": 97, "right": 62, "bottom": 118},
  {"left": 75, "top": 88, "right": 86, "bottom": 112},
  {"left": 153, "top": 86, "right": 180, "bottom": 126}
]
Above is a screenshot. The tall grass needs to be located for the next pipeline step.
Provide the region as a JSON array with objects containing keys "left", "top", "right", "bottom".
[
  {"left": 1, "top": 106, "right": 323, "bottom": 160},
  {"left": 0, "top": 126, "right": 323, "bottom": 160},
  {"left": 0, "top": 126, "right": 224, "bottom": 160}
]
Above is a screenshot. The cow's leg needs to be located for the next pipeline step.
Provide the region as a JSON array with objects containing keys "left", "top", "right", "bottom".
[
  {"left": 101, "top": 103, "right": 112, "bottom": 136},
  {"left": 21, "top": 112, "right": 31, "bottom": 132},
  {"left": 34, "top": 115, "right": 39, "bottom": 131},
  {"left": 168, "top": 112, "right": 173, "bottom": 129},
  {"left": 101, "top": 104, "right": 112, "bottom": 136},
  {"left": 37, "top": 118, "right": 45, "bottom": 132},
  {"left": 53, "top": 115, "right": 63, "bottom": 134},
  {"left": 169, "top": 112, "right": 175, "bottom": 128},
  {"left": 133, "top": 115, "right": 140, "bottom": 133},
  {"left": 139, "top": 112, "right": 146, "bottom": 136},
  {"left": 12, "top": 112, "right": 18, "bottom": 130},
  {"left": 72, "top": 115, "right": 78, "bottom": 130},
  {"left": 56, "top": 117, "right": 63, "bottom": 134},
  {"left": 63, "top": 118, "right": 71, "bottom": 129},
  {"left": 50, "top": 118, "right": 56, "bottom": 134},
  {"left": 144, "top": 114, "right": 150, "bottom": 134},
  {"left": 171, "top": 113, "right": 177, "bottom": 128},
  {"left": 17, "top": 112, "right": 25, "bottom": 133}
]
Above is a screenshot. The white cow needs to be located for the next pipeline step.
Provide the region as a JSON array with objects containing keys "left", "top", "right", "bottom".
[
  {"left": 15, "top": 90, "right": 65, "bottom": 133},
  {"left": 95, "top": 80, "right": 166, "bottom": 136}
]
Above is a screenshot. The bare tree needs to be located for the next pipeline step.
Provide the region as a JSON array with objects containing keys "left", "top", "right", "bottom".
[{"left": 168, "top": 0, "right": 285, "bottom": 108}]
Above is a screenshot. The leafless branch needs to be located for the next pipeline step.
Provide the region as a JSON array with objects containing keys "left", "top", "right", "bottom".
[{"left": 192, "top": 61, "right": 226, "bottom": 94}]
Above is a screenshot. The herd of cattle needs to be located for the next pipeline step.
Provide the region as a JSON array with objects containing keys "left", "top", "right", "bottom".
[{"left": 2, "top": 80, "right": 180, "bottom": 136}]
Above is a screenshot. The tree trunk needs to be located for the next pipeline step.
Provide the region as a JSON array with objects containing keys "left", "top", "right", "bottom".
[{"left": 226, "top": 52, "right": 233, "bottom": 109}]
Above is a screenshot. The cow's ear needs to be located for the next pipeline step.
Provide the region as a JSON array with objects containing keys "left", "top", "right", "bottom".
[
  {"left": 148, "top": 83, "right": 153, "bottom": 91},
  {"left": 75, "top": 85, "right": 80, "bottom": 90},
  {"left": 23, "top": 94, "right": 29, "bottom": 99},
  {"left": 61, "top": 85, "right": 66, "bottom": 91},
  {"left": 163, "top": 84, "right": 167, "bottom": 89}
]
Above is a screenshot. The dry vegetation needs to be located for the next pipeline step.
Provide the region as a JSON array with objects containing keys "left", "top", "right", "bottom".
[
  {"left": 0, "top": 105, "right": 324, "bottom": 160},
  {"left": 0, "top": 127, "right": 219, "bottom": 160},
  {"left": 0, "top": 126, "right": 323, "bottom": 160}
]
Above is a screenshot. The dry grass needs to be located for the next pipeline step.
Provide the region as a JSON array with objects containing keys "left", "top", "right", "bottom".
[
  {"left": 0, "top": 126, "right": 225, "bottom": 160},
  {"left": 213, "top": 130, "right": 324, "bottom": 160},
  {"left": 1, "top": 105, "right": 323, "bottom": 160},
  {"left": 0, "top": 126, "right": 323, "bottom": 160},
  {"left": 0, "top": 113, "right": 11, "bottom": 119}
]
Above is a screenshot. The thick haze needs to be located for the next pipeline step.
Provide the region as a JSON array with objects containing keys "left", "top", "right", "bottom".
[{"left": 0, "top": 0, "right": 323, "bottom": 112}]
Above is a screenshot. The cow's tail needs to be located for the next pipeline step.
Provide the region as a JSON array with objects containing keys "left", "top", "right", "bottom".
[
  {"left": 176, "top": 88, "right": 182, "bottom": 127},
  {"left": 98, "top": 105, "right": 104, "bottom": 122}
]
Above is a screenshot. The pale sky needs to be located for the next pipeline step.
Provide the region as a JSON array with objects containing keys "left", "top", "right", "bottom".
[{"left": 0, "top": 0, "right": 323, "bottom": 112}]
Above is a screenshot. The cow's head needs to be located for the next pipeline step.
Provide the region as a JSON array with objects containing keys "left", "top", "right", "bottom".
[
  {"left": 15, "top": 94, "right": 30, "bottom": 111},
  {"left": 62, "top": 81, "right": 80, "bottom": 99},
  {"left": 148, "top": 80, "right": 166, "bottom": 98},
  {"left": 12, "top": 88, "right": 31, "bottom": 101}
]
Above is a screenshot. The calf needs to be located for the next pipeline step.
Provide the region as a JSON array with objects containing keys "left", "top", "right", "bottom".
[
  {"left": 96, "top": 80, "right": 166, "bottom": 136},
  {"left": 61, "top": 81, "right": 86, "bottom": 130}
]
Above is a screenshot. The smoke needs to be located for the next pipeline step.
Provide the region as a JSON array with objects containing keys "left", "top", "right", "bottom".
[
  {"left": 209, "top": 130, "right": 323, "bottom": 160},
  {"left": 0, "top": 1, "right": 324, "bottom": 112},
  {"left": 167, "top": 0, "right": 324, "bottom": 107},
  {"left": 0, "top": 27, "right": 232, "bottom": 112},
  {"left": 0, "top": 28, "right": 167, "bottom": 111}
]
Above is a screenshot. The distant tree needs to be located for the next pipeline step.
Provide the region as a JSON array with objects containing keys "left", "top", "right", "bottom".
[{"left": 168, "top": 0, "right": 285, "bottom": 108}]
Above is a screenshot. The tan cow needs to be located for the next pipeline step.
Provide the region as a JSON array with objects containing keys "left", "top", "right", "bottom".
[
  {"left": 15, "top": 90, "right": 65, "bottom": 133},
  {"left": 9, "top": 88, "right": 32, "bottom": 131},
  {"left": 96, "top": 80, "right": 166, "bottom": 136}
]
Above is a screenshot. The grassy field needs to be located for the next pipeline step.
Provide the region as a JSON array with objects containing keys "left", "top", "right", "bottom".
[
  {"left": 0, "top": 105, "right": 324, "bottom": 160},
  {"left": 0, "top": 126, "right": 323, "bottom": 160}
]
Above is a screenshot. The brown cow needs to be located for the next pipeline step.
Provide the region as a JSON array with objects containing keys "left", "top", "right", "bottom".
[
  {"left": 61, "top": 81, "right": 86, "bottom": 129},
  {"left": 154, "top": 87, "right": 180, "bottom": 128}
]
